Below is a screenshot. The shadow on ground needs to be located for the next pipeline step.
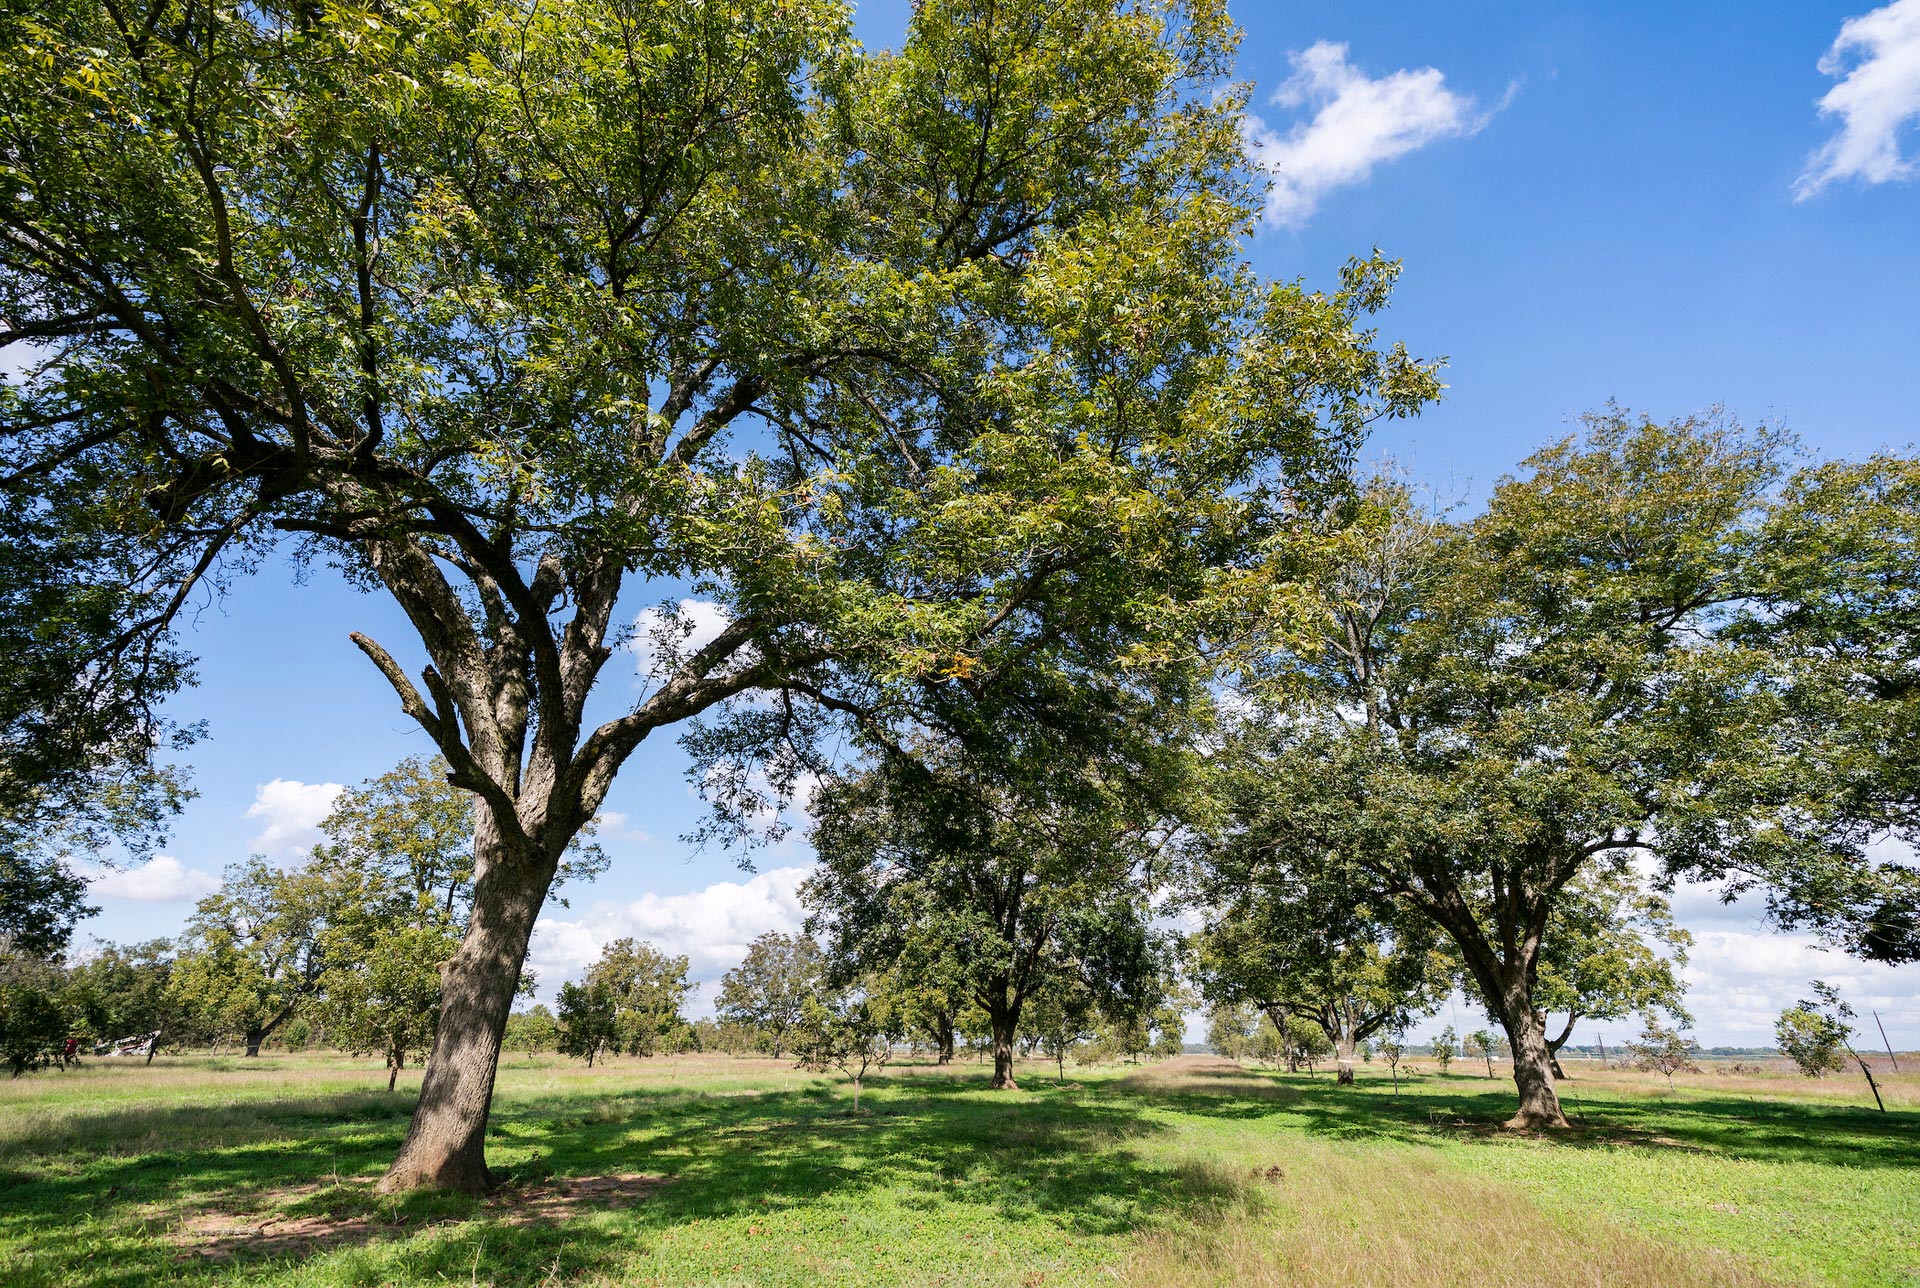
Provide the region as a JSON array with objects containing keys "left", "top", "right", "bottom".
[
  {"left": 0, "top": 1071, "right": 1235, "bottom": 1288},
  {"left": 1246, "top": 1067, "right": 1920, "bottom": 1171}
]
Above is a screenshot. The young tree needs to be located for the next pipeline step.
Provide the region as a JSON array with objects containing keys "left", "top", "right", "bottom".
[
  {"left": 169, "top": 857, "right": 325, "bottom": 1056},
  {"left": 1432, "top": 1026, "right": 1456, "bottom": 1073},
  {"left": 793, "top": 982, "right": 897, "bottom": 1112},
  {"left": 715, "top": 932, "right": 823, "bottom": 1059},
  {"left": 1628, "top": 1019, "right": 1698, "bottom": 1088},
  {"left": 0, "top": 0, "right": 1438, "bottom": 1191},
  {"left": 1029, "top": 976, "right": 1101, "bottom": 1083},
  {"left": 1464, "top": 1029, "right": 1497, "bottom": 1079},
  {"left": 1776, "top": 981, "right": 1886, "bottom": 1110},
  {"left": 556, "top": 979, "right": 620, "bottom": 1068},
  {"left": 1206, "top": 418, "right": 1914, "bottom": 1129},
  {"left": 1380, "top": 1032, "right": 1407, "bottom": 1095}
]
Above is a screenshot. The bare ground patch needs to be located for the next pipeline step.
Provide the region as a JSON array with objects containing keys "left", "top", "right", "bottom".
[{"left": 168, "top": 1172, "right": 670, "bottom": 1262}]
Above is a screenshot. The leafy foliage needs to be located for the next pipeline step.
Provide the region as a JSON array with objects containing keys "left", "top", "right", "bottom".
[
  {"left": 715, "top": 932, "right": 824, "bottom": 1058},
  {"left": 1775, "top": 983, "right": 1853, "bottom": 1078}
]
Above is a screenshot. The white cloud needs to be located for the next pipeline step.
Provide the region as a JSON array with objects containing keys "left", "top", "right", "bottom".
[
  {"left": 1796, "top": 0, "right": 1920, "bottom": 199},
  {"left": 525, "top": 864, "right": 815, "bottom": 1010},
  {"left": 87, "top": 854, "right": 222, "bottom": 903},
  {"left": 0, "top": 342, "right": 51, "bottom": 385},
  {"left": 631, "top": 599, "right": 734, "bottom": 681},
  {"left": 1244, "top": 41, "right": 1499, "bottom": 228},
  {"left": 244, "top": 778, "right": 343, "bottom": 858},
  {"left": 591, "top": 811, "right": 655, "bottom": 846}
]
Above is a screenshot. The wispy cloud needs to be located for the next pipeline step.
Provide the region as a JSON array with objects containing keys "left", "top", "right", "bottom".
[
  {"left": 1244, "top": 41, "right": 1501, "bottom": 228},
  {"left": 1796, "top": 0, "right": 1920, "bottom": 199}
]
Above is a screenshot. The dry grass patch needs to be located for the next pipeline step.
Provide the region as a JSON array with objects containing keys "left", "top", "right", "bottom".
[
  {"left": 1123, "top": 1138, "right": 1786, "bottom": 1288},
  {"left": 1114, "top": 1056, "right": 1300, "bottom": 1102}
]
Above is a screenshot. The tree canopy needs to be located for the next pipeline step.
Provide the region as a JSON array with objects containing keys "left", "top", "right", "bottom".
[{"left": 0, "top": 0, "right": 1436, "bottom": 1191}]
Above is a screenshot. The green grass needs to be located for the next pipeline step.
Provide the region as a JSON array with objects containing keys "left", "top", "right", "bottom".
[{"left": 0, "top": 1053, "right": 1912, "bottom": 1287}]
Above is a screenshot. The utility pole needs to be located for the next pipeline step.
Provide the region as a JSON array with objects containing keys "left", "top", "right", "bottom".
[{"left": 1873, "top": 1011, "right": 1899, "bottom": 1072}]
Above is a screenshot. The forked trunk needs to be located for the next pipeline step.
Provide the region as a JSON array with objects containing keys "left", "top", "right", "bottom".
[
  {"left": 378, "top": 827, "right": 554, "bottom": 1194},
  {"left": 1544, "top": 1011, "right": 1576, "bottom": 1080}
]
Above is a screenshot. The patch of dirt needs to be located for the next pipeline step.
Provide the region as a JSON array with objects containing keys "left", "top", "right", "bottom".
[{"left": 170, "top": 1173, "right": 670, "bottom": 1262}]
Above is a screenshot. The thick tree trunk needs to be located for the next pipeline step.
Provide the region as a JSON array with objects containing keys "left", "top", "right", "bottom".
[
  {"left": 244, "top": 1029, "right": 264, "bottom": 1058},
  {"left": 935, "top": 1013, "right": 955, "bottom": 1066},
  {"left": 990, "top": 1035, "right": 1017, "bottom": 1089},
  {"left": 1497, "top": 1004, "right": 1569, "bottom": 1130},
  {"left": 987, "top": 996, "right": 1020, "bottom": 1090},
  {"left": 378, "top": 828, "right": 554, "bottom": 1194},
  {"left": 388, "top": 1056, "right": 401, "bottom": 1093}
]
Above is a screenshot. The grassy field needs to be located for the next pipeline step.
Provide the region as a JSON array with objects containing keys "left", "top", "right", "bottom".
[{"left": 0, "top": 1051, "right": 1913, "bottom": 1287}]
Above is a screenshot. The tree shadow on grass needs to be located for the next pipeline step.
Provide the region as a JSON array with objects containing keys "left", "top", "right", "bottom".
[
  {"left": 0, "top": 1070, "right": 1235, "bottom": 1288},
  {"left": 1255, "top": 1070, "right": 1920, "bottom": 1171}
]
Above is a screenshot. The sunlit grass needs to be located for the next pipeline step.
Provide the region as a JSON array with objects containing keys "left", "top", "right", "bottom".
[{"left": 0, "top": 1052, "right": 1912, "bottom": 1287}]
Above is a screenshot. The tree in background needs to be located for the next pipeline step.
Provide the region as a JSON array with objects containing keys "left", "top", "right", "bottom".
[
  {"left": 1204, "top": 417, "right": 1917, "bottom": 1129},
  {"left": 1190, "top": 852, "right": 1451, "bottom": 1074},
  {"left": 64, "top": 939, "right": 192, "bottom": 1062},
  {"left": 793, "top": 979, "right": 899, "bottom": 1112},
  {"left": 0, "top": 952, "right": 72, "bottom": 1076},
  {"left": 1027, "top": 976, "right": 1101, "bottom": 1083},
  {"left": 1292, "top": 1019, "right": 1335, "bottom": 1075},
  {"left": 556, "top": 980, "right": 620, "bottom": 1068},
  {"left": 715, "top": 933, "right": 823, "bottom": 1059},
  {"left": 169, "top": 858, "right": 325, "bottom": 1056},
  {"left": 1534, "top": 871, "right": 1692, "bottom": 1077},
  {"left": 1247, "top": 1013, "right": 1285, "bottom": 1069},
  {"left": 806, "top": 751, "right": 1175, "bottom": 1091},
  {"left": 1628, "top": 1019, "right": 1698, "bottom": 1088},
  {"left": 1205, "top": 1003, "right": 1256, "bottom": 1063},
  {"left": 1432, "top": 1026, "right": 1456, "bottom": 1073},
  {"left": 504, "top": 1006, "right": 560, "bottom": 1059},
  {"left": 1773, "top": 979, "right": 1886, "bottom": 1112},
  {"left": 558, "top": 940, "right": 692, "bottom": 1062},
  {"left": 309, "top": 760, "right": 472, "bottom": 1090},
  {"left": 0, "top": 0, "right": 1435, "bottom": 1193},
  {"left": 1464, "top": 1030, "right": 1497, "bottom": 1079}
]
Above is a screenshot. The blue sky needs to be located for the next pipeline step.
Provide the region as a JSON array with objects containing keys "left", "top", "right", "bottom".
[{"left": 69, "top": 0, "right": 1920, "bottom": 1046}]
